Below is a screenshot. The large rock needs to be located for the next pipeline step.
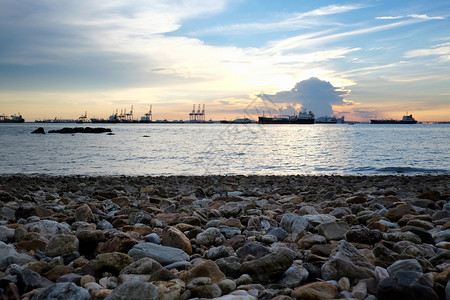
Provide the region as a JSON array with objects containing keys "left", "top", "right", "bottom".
[
  {"left": 120, "top": 257, "right": 163, "bottom": 275},
  {"left": 31, "top": 282, "right": 90, "bottom": 300},
  {"left": 387, "top": 259, "right": 422, "bottom": 277},
  {"left": 128, "top": 242, "right": 190, "bottom": 266},
  {"left": 278, "top": 265, "right": 309, "bottom": 288},
  {"left": 346, "top": 227, "right": 383, "bottom": 245},
  {"left": 75, "top": 204, "right": 95, "bottom": 223},
  {"left": 24, "top": 220, "right": 71, "bottom": 236},
  {"left": 6, "top": 264, "right": 53, "bottom": 294},
  {"left": 196, "top": 228, "right": 226, "bottom": 247},
  {"left": 321, "top": 240, "right": 375, "bottom": 283},
  {"left": 317, "top": 221, "right": 349, "bottom": 241},
  {"left": 377, "top": 271, "right": 438, "bottom": 300},
  {"left": 291, "top": 281, "right": 338, "bottom": 299},
  {"left": 104, "top": 281, "right": 158, "bottom": 300},
  {"left": 92, "top": 252, "right": 134, "bottom": 275},
  {"left": 161, "top": 226, "right": 192, "bottom": 255},
  {"left": 241, "top": 248, "right": 295, "bottom": 284},
  {"left": 280, "top": 213, "right": 310, "bottom": 241},
  {"left": 45, "top": 234, "right": 79, "bottom": 257},
  {"left": 180, "top": 260, "right": 226, "bottom": 284}
]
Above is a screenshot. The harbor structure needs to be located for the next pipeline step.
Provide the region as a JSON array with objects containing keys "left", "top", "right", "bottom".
[{"left": 189, "top": 104, "right": 206, "bottom": 122}]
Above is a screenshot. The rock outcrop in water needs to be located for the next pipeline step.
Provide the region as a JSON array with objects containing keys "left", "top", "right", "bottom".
[
  {"left": 0, "top": 175, "right": 449, "bottom": 299},
  {"left": 47, "top": 127, "right": 112, "bottom": 134}
]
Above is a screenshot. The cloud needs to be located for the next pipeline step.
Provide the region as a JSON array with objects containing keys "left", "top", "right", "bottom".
[
  {"left": 261, "top": 77, "right": 349, "bottom": 117},
  {"left": 404, "top": 42, "right": 450, "bottom": 61},
  {"left": 376, "top": 14, "right": 445, "bottom": 20},
  {"left": 191, "top": 4, "right": 364, "bottom": 36}
]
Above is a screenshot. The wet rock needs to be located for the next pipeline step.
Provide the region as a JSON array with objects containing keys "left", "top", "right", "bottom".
[
  {"left": 45, "top": 234, "right": 79, "bottom": 257},
  {"left": 120, "top": 257, "right": 163, "bottom": 275},
  {"left": 236, "top": 243, "right": 270, "bottom": 260},
  {"left": 104, "top": 281, "right": 158, "bottom": 300},
  {"left": 31, "top": 282, "right": 90, "bottom": 300},
  {"left": 207, "top": 245, "right": 235, "bottom": 260},
  {"left": 6, "top": 264, "right": 53, "bottom": 294},
  {"left": 291, "top": 281, "right": 338, "bottom": 299},
  {"left": 196, "top": 227, "right": 226, "bottom": 247},
  {"left": 278, "top": 265, "right": 309, "bottom": 288},
  {"left": 180, "top": 259, "right": 225, "bottom": 284},
  {"left": 241, "top": 248, "right": 295, "bottom": 284},
  {"left": 317, "top": 221, "right": 349, "bottom": 241},
  {"left": 215, "top": 256, "right": 242, "bottom": 278},
  {"left": 346, "top": 226, "right": 383, "bottom": 245},
  {"left": 32, "top": 127, "right": 45, "bottom": 134},
  {"left": 75, "top": 204, "right": 95, "bottom": 223},
  {"left": 321, "top": 240, "right": 375, "bottom": 283},
  {"left": 128, "top": 242, "right": 190, "bottom": 266},
  {"left": 280, "top": 213, "right": 310, "bottom": 241},
  {"left": 161, "top": 226, "right": 192, "bottom": 255},
  {"left": 92, "top": 252, "right": 134, "bottom": 275},
  {"left": 24, "top": 220, "right": 71, "bottom": 236},
  {"left": 377, "top": 271, "right": 438, "bottom": 300}
]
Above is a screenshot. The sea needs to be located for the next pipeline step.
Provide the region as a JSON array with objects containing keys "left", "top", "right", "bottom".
[{"left": 1, "top": 122, "right": 449, "bottom": 176}]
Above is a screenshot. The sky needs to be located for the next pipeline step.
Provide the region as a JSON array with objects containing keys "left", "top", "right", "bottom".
[{"left": 1, "top": 0, "right": 449, "bottom": 122}]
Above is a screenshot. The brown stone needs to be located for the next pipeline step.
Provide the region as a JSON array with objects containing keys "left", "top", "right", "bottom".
[
  {"left": 385, "top": 204, "right": 417, "bottom": 222},
  {"left": 111, "top": 197, "right": 130, "bottom": 207},
  {"left": 291, "top": 281, "right": 338, "bottom": 299},
  {"left": 161, "top": 226, "right": 192, "bottom": 255},
  {"left": 45, "top": 265, "right": 75, "bottom": 282},
  {"left": 75, "top": 204, "right": 95, "bottom": 223},
  {"left": 179, "top": 260, "right": 225, "bottom": 284},
  {"left": 96, "top": 232, "right": 139, "bottom": 254},
  {"left": 16, "top": 238, "right": 47, "bottom": 252}
]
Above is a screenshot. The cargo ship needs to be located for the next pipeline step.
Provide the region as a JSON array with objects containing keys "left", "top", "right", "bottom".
[
  {"left": 258, "top": 109, "right": 315, "bottom": 124},
  {"left": 0, "top": 113, "right": 25, "bottom": 123},
  {"left": 370, "top": 113, "right": 418, "bottom": 124}
]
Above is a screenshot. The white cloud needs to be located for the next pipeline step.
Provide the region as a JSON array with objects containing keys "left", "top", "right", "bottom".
[
  {"left": 405, "top": 42, "right": 450, "bottom": 60},
  {"left": 191, "top": 4, "right": 364, "bottom": 35}
]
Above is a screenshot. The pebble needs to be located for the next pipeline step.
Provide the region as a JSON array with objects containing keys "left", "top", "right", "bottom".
[{"left": 0, "top": 175, "right": 448, "bottom": 299}]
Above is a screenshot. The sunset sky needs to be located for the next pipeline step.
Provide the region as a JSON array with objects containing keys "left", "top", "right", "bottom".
[{"left": 1, "top": 0, "right": 449, "bottom": 122}]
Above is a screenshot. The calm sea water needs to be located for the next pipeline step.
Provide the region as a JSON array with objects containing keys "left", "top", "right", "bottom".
[{"left": 1, "top": 123, "right": 449, "bottom": 176}]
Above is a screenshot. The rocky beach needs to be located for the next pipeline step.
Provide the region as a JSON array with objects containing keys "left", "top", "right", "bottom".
[{"left": 0, "top": 175, "right": 449, "bottom": 300}]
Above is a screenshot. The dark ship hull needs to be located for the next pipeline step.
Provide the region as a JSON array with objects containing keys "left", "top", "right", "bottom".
[
  {"left": 370, "top": 120, "right": 417, "bottom": 124},
  {"left": 258, "top": 117, "right": 314, "bottom": 124}
]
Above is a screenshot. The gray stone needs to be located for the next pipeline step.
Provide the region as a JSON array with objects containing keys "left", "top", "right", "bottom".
[
  {"left": 120, "top": 257, "right": 163, "bottom": 275},
  {"left": 215, "top": 256, "right": 242, "bottom": 278},
  {"left": 6, "top": 264, "right": 53, "bottom": 294},
  {"left": 278, "top": 265, "right": 309, "bottom": 288},
  {"left": 260, "top": 234, "right": 278, "bottom": 244},
  {"left": 97, "top": 219, "right": 114, "bottom": 230},
  {"left": 196, "top": 227, "right": 226, "bottom": 247},
  {"left": 218, "top": 279, "right": 236, "bottom": 294},
  {"left": 266, "top": 227, "right": 288, "bottom": 241},
  {"left": 144, "top": 233, "right": 162, "bottom": 244},
  {"left": 45, "top": 234, "right": 79, "bottom": 257},
  {"left": 433, "top": 228, "right": 450, "bottom": 243},
  {"left": 317, "top": 221, "right": 349, "bottom": 241},
  {"left": 241, "top": 248, "right": 295, "bottom": 284},
  {"left": 219, "top": 202, "right": 243, "bottom": 217},
  {"left": 31, "top": 282, "right": 90, "bottom": 300},
  {"left": 207, "top": 245, "right": 235, "bottom": 260},
  {"left": 387, "top": 259, "right": 423, "bottom": 277},
  {"left": 128, "top": 242, "right": 190, "bottom": 266},
  {"left": 280, "top": 213, "right": 310, "bottom": 241},
  {"left": 303, "top": 214, "right": 336, "bottom": 226},
  {"left": 321, "top": 240, "right": 375, "bottom": 284},
  {"left": 0, "top": 225, "right": 15, "bottom": 242},
  {"left": 218, "top": 226, "right": 241, "bottom": 239},
  {"left": 24, "top": 220, "right": 71, "bottom": 236},
  {"left": 105, "top": 281, "right": 158, "bottom": 300}
]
